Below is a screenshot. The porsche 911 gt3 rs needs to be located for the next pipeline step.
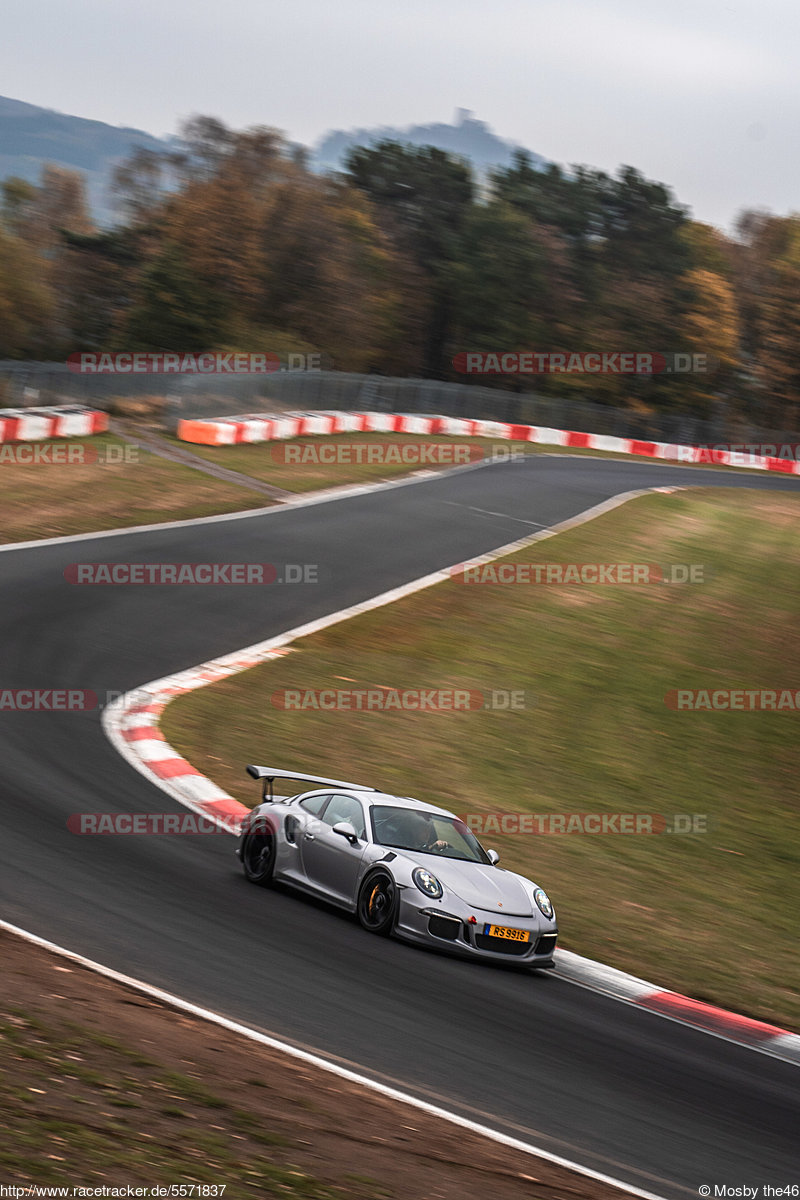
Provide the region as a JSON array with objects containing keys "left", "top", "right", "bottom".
[{"left": 236, "top": 766, "right": 558, "bottom": 968}]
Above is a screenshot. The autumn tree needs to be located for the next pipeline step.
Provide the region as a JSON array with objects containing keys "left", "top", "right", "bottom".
[
  {"left": 255, "top": 175, "right": 409, "bottom": 372},
  {"left": 109, "top": 118, "right": 409, "bottom": 368},
  {"left": 346, "top": 141, "right": 474, "bottom": 375},
  {"left": 448, "top": 200, "right": 548, "bottom": 366},
  {"left": 20, "top": 107, "right": 795, "bottom": 432},
  {"left": 24, "top": 165, "right": 94, "bottom": 254},
  {"left": 160, "top": 121, "right": 296, "bottom": 333},
  {"left": 735, "top": 211, "right": 800, "bottom": 430},
  {"left": 0, "top": 223, "right": 54, "bottom": 356},
  {"left": 121, "top": 241, "right": 224, "bottom": 351},
  {"left": 1, "top": 177, "right": 38, "bottom": 239}
]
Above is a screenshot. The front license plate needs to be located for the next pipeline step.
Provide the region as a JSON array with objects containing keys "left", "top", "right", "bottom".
[{"left": 483, "top": 924, "right": 530, "bottom": 942}]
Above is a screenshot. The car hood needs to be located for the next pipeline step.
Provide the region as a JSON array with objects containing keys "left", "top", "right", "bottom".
[{"left": 400, "top": 853, "right": 534, "bottom": 917}]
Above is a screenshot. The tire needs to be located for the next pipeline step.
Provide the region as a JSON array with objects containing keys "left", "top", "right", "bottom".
[
  {"left": 241, "top": 829, "right": 276, "bottom": 887},
  {"left": 357, "top": 871, "right": 398, "bottom": 936}
]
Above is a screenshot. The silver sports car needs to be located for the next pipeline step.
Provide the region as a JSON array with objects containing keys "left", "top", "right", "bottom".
[{"left": 237, "top": 766, "right": 558, "bottom": 968}]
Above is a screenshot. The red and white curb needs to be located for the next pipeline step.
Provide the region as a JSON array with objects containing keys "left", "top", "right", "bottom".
[
  {"left": 0, "top": 404, "right": 108, "bottom": 442},
  {"left": 101, "top": 487, "right": 800, "bottom": 1068},
  {"left": 177, "top": 408, "right": 800, "bottom": 476},
  {"left": 105, "top": 644, "right": 296, "bottom": 833},
  {"left": 560, "top": 951, "right": 800, "bottom": 1061}
]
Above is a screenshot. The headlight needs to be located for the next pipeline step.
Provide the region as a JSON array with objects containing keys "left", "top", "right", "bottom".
[
  {"left": 534, "top": 887, "right": 554, "bottom": 919},
  {"left": 413, "top": 867, "right": 443, "bottom": 899}
]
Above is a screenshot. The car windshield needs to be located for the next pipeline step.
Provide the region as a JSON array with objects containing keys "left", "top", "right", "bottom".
[{"left": 371, "top": 805, "right": 489, "bottom": 863}]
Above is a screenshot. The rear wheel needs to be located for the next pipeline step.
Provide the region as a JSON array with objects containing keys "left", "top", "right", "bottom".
[
  {"left": 241, "top": 830, "right": 276, "bottom": 887},
  {"left": 357, "top": 871, "right": 397, "bottom": 936}
]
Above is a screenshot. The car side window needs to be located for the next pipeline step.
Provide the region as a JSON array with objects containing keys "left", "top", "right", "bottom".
[
  {"left": 321, "top": 793, "right": 366, "bottom": 840},
  {"left": 299, "top": 793, "right": 331, "bottom": 818}
]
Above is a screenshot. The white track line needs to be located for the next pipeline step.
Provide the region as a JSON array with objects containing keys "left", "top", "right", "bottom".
[
  {"left": 0, "top": 453, "right": 504, "bottom": 553},
  {"left": 2, "top": 441, "right": 773, "bottom": 554},
  {"left": 0, "top": 918, "right": 668, "bottom": 1200}
]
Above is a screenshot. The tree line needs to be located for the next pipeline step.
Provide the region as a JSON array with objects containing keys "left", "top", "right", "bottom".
[{"left": 1, "top": 115, "right": 798, "bottom": 429}]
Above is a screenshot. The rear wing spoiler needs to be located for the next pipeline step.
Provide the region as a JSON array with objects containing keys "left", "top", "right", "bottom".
[{"left": 246, "top": 765, "right": 378, "bottom": 802}]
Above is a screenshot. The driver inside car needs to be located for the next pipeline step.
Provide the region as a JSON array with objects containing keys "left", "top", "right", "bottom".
[{"left": 410, "top": 812, "right": 451, "bottom": 853}]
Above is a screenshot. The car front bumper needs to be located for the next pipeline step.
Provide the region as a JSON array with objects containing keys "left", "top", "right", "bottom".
[{"left": 395, "top": 889, "right": 557, "bottom": 968}]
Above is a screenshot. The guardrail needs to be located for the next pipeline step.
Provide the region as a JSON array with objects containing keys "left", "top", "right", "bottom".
[{"left": 2, "top": 362, "right": 798, "bottom": 450}]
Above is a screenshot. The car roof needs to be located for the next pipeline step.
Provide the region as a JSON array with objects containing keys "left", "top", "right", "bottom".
[{"left": 296, "top": 787, "right": 455, "bottom": 819}]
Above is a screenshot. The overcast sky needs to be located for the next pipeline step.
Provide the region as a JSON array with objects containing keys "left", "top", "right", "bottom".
[{"left": 2, "top": 0, "right": 797, "bottom": 231}]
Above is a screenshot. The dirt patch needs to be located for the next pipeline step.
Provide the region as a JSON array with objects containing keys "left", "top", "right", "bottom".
[{"left": 1, "top": 929, "right": 629, "bottom": 1199}]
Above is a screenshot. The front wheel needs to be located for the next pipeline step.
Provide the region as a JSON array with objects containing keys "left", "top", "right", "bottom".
[
  {"left": 241, "top": 830, "right": 276, "bottom": 887},
  {"left": 357, "top": 872, "right": 397, "bottom": 936}
]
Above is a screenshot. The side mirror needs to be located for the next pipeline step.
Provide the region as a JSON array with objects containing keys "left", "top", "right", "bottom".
[
  {"left": 487, "top": 849, "right": 500, "bottom": 865},
  {"left": 332, "top": 821, "right": 359, "bottom": 845}
]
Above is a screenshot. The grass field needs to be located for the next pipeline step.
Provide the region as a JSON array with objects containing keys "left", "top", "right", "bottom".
[
  {"left": 0, "top": 434, "right": 268, "bottom": 544},
  {"left": 162, "top": 487, "right": 800, "bottom": 1030}
]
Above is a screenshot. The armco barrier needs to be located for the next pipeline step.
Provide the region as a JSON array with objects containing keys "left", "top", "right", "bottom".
[
  {"left": 0, "top": 405, "right": 108, "bottom": 444},
  {"left": 176, "top": 410, "right": 800, "bottom": 476}
]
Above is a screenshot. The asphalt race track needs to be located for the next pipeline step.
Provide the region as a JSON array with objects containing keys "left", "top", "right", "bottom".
[{"left": 2, "top": 455, "right": 799, "bottom": 1199}]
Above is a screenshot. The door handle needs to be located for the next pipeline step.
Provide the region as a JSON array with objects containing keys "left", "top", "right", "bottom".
[{"left": 303, "top": 833, "right": 315, "bottom": 841}]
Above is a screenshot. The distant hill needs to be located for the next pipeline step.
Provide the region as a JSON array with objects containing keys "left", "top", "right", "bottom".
[
  {"left": 0, "top": 98, "right": 548, "bottom": 227},
  {"left": 312, "top": 108, "right": 549, "bottom": 175},
  {"left": 0, "top": 96, "right": 169, "bottom": 226}
]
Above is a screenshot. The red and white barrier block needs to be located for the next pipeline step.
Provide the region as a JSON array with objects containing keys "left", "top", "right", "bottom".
[
  {"left": 176, "top": 410, "right": 800, "bottom": 477},
  {"left": 0, "top": 405, "right": 108, "bottom": 444}
]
